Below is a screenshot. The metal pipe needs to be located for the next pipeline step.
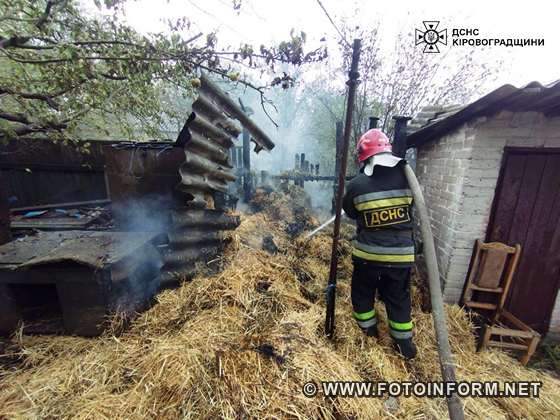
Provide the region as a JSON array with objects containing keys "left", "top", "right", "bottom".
[
  {"left": 273, "top": 174, "right": 353, "bottom": 181},
  {"left": 392, "top": 116, "right": 412, "bottom": 158},
  {"left": 403, "top": 163, "right": 464, "bottom": 420},
  {"left": 368, "top": 116, "right": 380, "bottom": 129},
  {"left": 325, "top": 39, "right": 362, "bottom": 339}
]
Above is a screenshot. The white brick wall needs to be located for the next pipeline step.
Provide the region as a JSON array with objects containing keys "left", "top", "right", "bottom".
[{"left": 416, "top": 111, "right": 560, "bottom": 337}]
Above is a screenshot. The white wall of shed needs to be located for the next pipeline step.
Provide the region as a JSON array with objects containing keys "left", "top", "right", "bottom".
[{"left": 415, "top": 111, "right": 560, "bottom": 338}]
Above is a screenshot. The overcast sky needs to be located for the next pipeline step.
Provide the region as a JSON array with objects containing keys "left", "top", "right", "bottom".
[
  {"left": 120, "top": 0, "right": 559, "bottom": 89},
  {"left": 107, "top": 0, "right": 559, "bottom": 180}
]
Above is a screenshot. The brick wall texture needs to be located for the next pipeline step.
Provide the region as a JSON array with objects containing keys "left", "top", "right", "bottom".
[{"left": 415, "top": 111, "right": 560, "bottom": 338}]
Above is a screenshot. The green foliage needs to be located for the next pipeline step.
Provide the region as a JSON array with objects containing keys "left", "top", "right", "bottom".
[{"left": 0, "top": 0, "right": 325, "bottom": 142}]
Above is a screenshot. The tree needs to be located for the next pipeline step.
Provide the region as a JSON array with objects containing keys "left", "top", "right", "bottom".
[
  {"left": 0, "top": 0, "right": 326, "bottom": 142},
  {"left": 301, "top": 16, "right": 500, "bottom": 174},
  {"left": 333, "top": 20, "right": 499, "bottom": 133}
]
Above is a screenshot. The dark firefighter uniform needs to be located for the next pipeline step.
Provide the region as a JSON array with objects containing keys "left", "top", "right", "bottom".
[{"left": 342, "top": 160, "right": 414, "bottom": 343}]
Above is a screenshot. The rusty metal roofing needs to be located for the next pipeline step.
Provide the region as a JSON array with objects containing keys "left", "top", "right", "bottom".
[
  {"left": 0, "top": 230, "right": 159, "bottom": 269},
  {"left": 1, "top": 77, "right": 269, "bottom": 286},
  {"left": 407, "top": 80, "right": 560, "bottom": 148},
  {"left": 199, "top": 74, "right": 275, "bottom": 152},
  {"left": 103, "top": 78, "right": 256, "bottom": 284}
]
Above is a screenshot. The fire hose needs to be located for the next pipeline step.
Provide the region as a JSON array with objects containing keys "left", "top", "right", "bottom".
[
  {"left": 403, "top": 163, "right": 464, "bottom": 420},
  {"left": 310, "top": 165, "right": 464, "bottom": 419},
  {"left": 305, "top": 211, "right": 345, "bottom": 239},
  {"left": 318, "top": 37, "right": 463, "bottom": 419}
]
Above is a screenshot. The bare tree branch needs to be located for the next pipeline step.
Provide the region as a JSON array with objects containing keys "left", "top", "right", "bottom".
[
  {"left": 36, "top": 0, "right": 58, "bottom": 29},
  {"left": 0, "top": 111, "right": 30, "bottom": 124},
  {"left": 0, "top": 87, "right": 60, "bottom": 110}
]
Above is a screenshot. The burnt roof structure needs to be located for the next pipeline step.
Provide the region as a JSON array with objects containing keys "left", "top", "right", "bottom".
[
  {"left": 407, "top": 80, "right": 560, "bottom": 148},
  {"left": 0, "top": 230, "right": 163, "bottom": 336},
  {"left": 104, "top": 78, "right": 275, "bottom": 284},
  {"left": 0, "top": 76, "right": 275, "bottom": 335}
]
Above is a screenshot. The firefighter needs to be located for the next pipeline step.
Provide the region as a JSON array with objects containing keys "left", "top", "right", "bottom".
[{"left": 342, "top": 129, "right": 417, "bottom": 359}]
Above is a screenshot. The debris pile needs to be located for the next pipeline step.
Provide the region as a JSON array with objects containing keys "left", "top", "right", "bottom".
[
  {"left": 1, "top": 190, "right": 559, "bottom": 419},
  {"left": 9, "top": 204, "right": 111, "bottom": 231}
]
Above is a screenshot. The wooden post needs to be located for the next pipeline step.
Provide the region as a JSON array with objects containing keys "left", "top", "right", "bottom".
[
  {"left": 242, "top": 128, "right": 252, "bottom": 202},
  {"left": 299, "top": 153, "right": 306, "bottom": 188},
  {"left": 332, "top": 121, "right": 343, "bottom": 214},
  {"left": 261, "top": 170, "right": 269, "bottom": 186}
]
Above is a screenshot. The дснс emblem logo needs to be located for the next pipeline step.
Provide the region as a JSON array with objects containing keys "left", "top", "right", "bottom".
[{"left": 415, "top": 21, "right": 447, "bottom": 53}]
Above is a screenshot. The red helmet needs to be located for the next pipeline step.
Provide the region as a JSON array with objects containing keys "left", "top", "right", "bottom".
[{"left": 357, "top": 129, "right": 392, "bottom": 163}]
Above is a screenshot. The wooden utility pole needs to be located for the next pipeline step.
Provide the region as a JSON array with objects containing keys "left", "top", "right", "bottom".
[
  {"left": 331, "top": 121, "right": 343, "bottom": 214},
  {"left": 325, "top": 39, "right": 362, "bottom": 339}
]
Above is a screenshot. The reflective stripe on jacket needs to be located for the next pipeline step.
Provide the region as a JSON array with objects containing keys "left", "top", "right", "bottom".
[{"left": 342, "top": 162, "right": 415, "bottom": 267}]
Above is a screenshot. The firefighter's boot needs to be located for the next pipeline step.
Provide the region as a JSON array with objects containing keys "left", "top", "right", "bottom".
[
  {"left": 361, "top": 324, "right": 379, "bottom": 338},
  {"left": 392, "top": 337, "right": 417, "bottom": 360}
]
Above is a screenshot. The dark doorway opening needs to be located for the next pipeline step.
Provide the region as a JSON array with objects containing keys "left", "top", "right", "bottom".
[{"left": 9, "top": 283, "right": 64, "bottom": 334}]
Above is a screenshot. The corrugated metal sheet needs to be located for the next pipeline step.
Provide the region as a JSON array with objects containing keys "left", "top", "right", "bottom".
[
  {"left": 105, "top": 79, "right": 273, "bottom": 284},
  {"left": 178, "top": 102, "right": 237, "bottom": 196},
  {"left": 0, "top": 75, "right": 273, "bottom": 285},
  {"left": 408, "top": 80, "right": 560, "bottom": 148},
  {"left": 199, "top": 74, "right": 275, "bottom": 152}
]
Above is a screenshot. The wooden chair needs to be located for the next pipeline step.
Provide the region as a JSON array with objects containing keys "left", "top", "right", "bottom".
[{"left": 460, "top": 240, "right": 540, "bottom": 365}]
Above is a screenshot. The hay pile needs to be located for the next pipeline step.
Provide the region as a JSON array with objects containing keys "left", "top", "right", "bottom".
[{"left": 1, "top": 190, "right": 559, "bottom": 419}]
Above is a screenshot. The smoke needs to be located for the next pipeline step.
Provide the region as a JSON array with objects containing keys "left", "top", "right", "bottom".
[
  {"left": 108, "top": 194, "right": 172, "bottom": 313},
  {"left": 111, "top": 194, "right": 172, "bottom": 233},
  {"left": 110, "top": 245, "right": 164, "bottom": 314},
  {"left": 304, "top": 181, "right": 334, "bottom": 218},
  {"left": 230, "top": 79, "right": 343, "bottom": 216}
]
